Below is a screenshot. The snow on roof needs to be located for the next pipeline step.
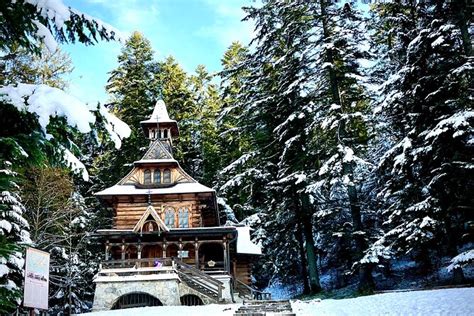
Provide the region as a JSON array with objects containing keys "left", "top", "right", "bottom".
[
  {"left": 236, "top": 226, "right": 262, "bottom": 255},
  {"left": 95, "top": 182, "right": 215, "bottom": 196},
  {"left": 140, "top": 100, "right": 177, "bottom": 124},
  {"left": 134, "top": 159, "right": 178, "bottom": 165}
]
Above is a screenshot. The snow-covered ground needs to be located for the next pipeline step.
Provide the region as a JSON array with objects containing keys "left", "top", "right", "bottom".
[
  {"left": 292, "top": 287, "right": 474, "bottom": 316},
  {"left": 83, "top": 304, "right": 240, "bottom": 316},
  {"left": 83, "top": 287, "right": 474, "bottom": 316}
]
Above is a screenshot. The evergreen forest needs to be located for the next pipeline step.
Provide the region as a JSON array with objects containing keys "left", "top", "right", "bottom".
[{"left": 0, "top": 0, "right": 472, "bottom": 314}]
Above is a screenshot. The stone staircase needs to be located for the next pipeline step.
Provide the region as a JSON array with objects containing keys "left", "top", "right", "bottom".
[
  {"left": 234, "top": 279, "right": 271, "bottom": 301},
  {"left": 234, "top": 300, "right": 295, "bottom": 316}
]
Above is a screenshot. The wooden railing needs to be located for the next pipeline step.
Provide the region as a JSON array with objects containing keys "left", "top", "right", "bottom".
[
  {"left": 234, "top": 279, "right": 271, "bottom": 300},
  {"left": 101, "top": 258, "right": 173, "bottom": 269},
  {"left": 174, "top": 258, "right": 224, "bottom": 301},
  {"left": 96, "top": 266, "right": 174, "bottom": 278}
]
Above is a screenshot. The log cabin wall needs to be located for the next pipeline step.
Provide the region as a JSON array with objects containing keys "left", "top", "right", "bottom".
[
  {"left": 114, "top": 199, "right": 198, "bottom": 230},
  {"left": 233, "top": 256, "right": 252, "bottom": 285},
  {"left": 112, "top": 193, "right": 217, "bottom": 230}
]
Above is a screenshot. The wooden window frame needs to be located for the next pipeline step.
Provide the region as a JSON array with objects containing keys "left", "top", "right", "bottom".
[
  {"left": 178, "top": 207, "right": 190, "bottom": 228},
  {"left": 163, "top": 168, "right": 171, "bottom": 183},
  {"left": 143, "top": 169, "right": 151, "bottom": 184},
  {"left": 164, "top": 207, "right": 175, "bottom": 227},
  {"left": 154, "top": 169, "right": 161, "bottom": 184}
]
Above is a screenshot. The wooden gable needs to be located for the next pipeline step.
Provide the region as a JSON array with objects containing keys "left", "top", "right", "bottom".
[
  {"left": 142, "top": 139, "right": 173, "bottom": 160},
  {"left": 133, "top": 204, "right": 170, "bottom": 234}
]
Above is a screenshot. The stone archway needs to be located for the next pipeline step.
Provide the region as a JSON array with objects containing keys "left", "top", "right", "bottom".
[
  {"left": 93, "top": 279, "right": 181, "bottom": 310},
  {"left": 111, "top": 292, "right": 163, "bottom": 310},
  {"left": 180, "top": 294, "right": 203, "bottom": 306}
]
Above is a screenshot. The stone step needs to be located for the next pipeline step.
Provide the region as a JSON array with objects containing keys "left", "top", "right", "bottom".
[{"left": 234, "top": 300, "right": 294, "bottom": 316}]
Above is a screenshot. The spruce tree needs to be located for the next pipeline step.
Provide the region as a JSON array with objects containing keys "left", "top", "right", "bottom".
[
  {"left": 364, "top": 0, "right": 473, "bottom": 277},
  {"left": 103, "top": 31, "right": 158, "bottom": 185}
]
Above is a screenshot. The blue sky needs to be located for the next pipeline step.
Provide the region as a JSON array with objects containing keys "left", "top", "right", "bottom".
[{"left": 63, "top": 0, "right": 255, "bottom": 106}]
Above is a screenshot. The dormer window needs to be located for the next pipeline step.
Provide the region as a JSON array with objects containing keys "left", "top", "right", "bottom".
[
  {"left": 163, "top": 169, "right": 171, "bottom": 183},
  {"left": 154, "top": 169, "right": 161, "bottom": 184},
  {"left": 144, "top": 169, "right": 151, "bottom": 184}
]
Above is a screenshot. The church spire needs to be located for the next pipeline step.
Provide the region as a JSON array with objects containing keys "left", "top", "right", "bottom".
[{"left": 140, "top": 100, "right": 179, "bottom": 141}]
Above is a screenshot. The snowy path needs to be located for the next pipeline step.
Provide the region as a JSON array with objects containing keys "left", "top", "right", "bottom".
[
  {"left": 83, "top": 287, "right": 474, "bottom": 315},
  {"left": 292, "top": 287, "right": 474, "bottom": 316}
]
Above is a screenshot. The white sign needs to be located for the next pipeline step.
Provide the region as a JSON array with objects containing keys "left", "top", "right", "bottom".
[
  {"left": 177, "top": 250, "right": 189, "bottom": 258},
  {"left": 24, "top": 247, "right": 50, "bottom": 310}
]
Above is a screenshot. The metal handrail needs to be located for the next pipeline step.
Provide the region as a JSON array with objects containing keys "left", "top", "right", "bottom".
[{"left": 234, "top": 279, "right": 271, "bottom": 300}]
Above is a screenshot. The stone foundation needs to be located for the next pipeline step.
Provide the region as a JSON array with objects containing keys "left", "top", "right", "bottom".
[{"left": 92, "top": 273, "right": 233, "bottom": 311}]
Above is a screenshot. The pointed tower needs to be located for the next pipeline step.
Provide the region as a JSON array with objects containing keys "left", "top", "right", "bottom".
[
  {"left": 140, "top": 100, "right": 179, "bottom": 153},
  {"left": 91, "top": 100, "right": 263, "bottom": 311}
]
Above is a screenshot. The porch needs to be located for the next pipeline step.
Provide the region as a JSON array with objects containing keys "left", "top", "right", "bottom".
[{"left": 95, "top": 227, "right": 237, "bottom": 274}]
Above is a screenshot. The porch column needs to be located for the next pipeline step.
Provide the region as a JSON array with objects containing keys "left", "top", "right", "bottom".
[
  {"left": 195, "top": 238, "right": 199, "bottom": 269},
  {"left": 226, "top": 240, "right": 231, "bottom": 273},
  {"left": 105, "top": 240, "right": 109, "bottom": 261},
  {"left": 223, "top": 237, "right": 228, "bottom": 273},
  {"left": 178, "top": 239, "right": 183, "bottom": 260},
  {"left": 163, "top": 238, "right": 168, "bottom": 258},
  {"left": 137, "top": 242, "right": 142, "bottom": 268},
  {"left": 121, "top": 239, "right": 126, "bottom": 267}
]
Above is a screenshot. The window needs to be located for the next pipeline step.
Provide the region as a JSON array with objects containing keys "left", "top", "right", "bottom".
[
  {"left": 178, "top": 207, "right": 189, "bottom": 228},
  {"left": 154, "top": 169, "right": 161, "bottom": 184},
  {"left": 163, "top": 169, "right": 171, "bottom": 183},
  {"left": 144, "top": 169, "right": 151, "bottom": 184},
  {"left": 164, "top": 207, "right": 175, "bottom": 227},
  {"left": 163, "top": 129, "right": 168, "bottom": 138}
]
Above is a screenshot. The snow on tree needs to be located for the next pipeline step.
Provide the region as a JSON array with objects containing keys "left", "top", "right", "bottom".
[
  {"left": 0, "top": 1, "right": 129, "bottom": 311},
  {"left": 0, "top": 162, "right": 31, "bottom": 313},
  {"left": 447, "top": 249, "right": 474, "bottom": 272},
  {"left": 1, "top": 0, "right": 122, "bottom": 55},
  {"left": 365, "top": 1, "right": 473, "bottom": 274}
]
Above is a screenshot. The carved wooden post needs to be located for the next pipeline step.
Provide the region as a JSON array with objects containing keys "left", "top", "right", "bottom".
[
  {"left": 105, "top": 240, "right": 110, "bottom": 261},
  {"left": 223, "top": 237, "right": 228, "bottom": 272},
  {"left": 121, "top": 239, "right": 126, "bottom": 267},
  {"left": 137, "top": 242, "right": 142, "bottom": 268},
  {"left": 195, "top": 238, "right": 199, "bottom": 269},
  {"left": 163, "top": 238, "right": 168, "bottom": 258},
  {"left": 178, "top": 238, "right": 183, "bottom": 261},
  {"left": 226, "top": 240, "right": 231, "bottom": 273}
]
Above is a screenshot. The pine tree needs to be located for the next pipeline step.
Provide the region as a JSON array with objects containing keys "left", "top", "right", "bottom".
[
  {"left": 189, "top": 65, "right": 222, "bottom": 184},
  {"left": 102, "top": 31, "right": 158, "bottom": 185},
  {"left": 0, "top": 0, "right": 118, "bottom": 55},
  {"left": 0, "top": 1, "right": 124, "bottom": 311},
  {"left": 155, "top": 56, "right": 196, "bottom": 173},
  {"left": 215, "top": 42, "right": 254, "bottom": 222},
  {"left": 0, "top": 161, "right": 31, "bottom": 313},
  {"left": 236, "top": 0, "right": 324, "bottom": 293},
  {"left": 0, "top": 45, "right": 73, "bottom": 89},
  {"left": 363, "top": 0, "right": 473, "bottom": 277},
  {"left": 308, "top": 1, "right": 375, "bottom": 291}
]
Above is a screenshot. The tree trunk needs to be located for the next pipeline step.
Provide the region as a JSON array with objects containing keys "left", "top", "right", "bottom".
[
  {"left": 300, "top": 195, "right": 322, "bottom": 293},
  {"left": 358, "top": 265, "right": 375, "bottom": 293},
  {"left": 295, "top": 223, "right": 311, "bottom": 294},
  {"left": 344, "top": 162, "right": 375, "bottom": 292},
  {"left": 319, "top": 0, "right": 342, "bottom": 106},
  {"left": 452, "top": 0, "right": 472, "bottom": 56},
  {"left": 452, "top": 266, "right": 465, "bottom": 285}
]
